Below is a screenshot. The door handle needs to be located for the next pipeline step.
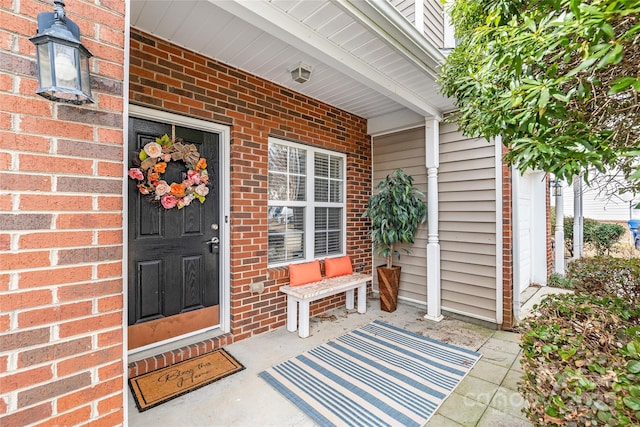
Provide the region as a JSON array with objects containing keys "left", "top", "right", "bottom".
[{"left": 206, "top": 236, "right": 220, "bottom": 254}]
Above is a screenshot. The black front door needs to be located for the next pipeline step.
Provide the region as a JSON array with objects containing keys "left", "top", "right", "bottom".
[{"left": 127, "top": 117, "right": 220, "bottom": 349}]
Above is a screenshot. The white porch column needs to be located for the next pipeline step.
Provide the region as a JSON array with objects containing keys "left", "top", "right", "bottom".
[
  {"left": 554, "top": 180, "right": 565, "bottom": 274},
  {"left": 573, "top": 176, "right": 584, "bottom": 258},
  {"left": 424, "top": 117, "right": 443, "bottom": 322}
]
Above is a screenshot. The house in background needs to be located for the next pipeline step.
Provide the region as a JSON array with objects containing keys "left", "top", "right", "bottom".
[
  {"left": 0, "top": 0, "right": 551, "bottom": 425},
  {"left": 559, "top": 175, "right": 640, "bottom": 223},
  {"left": 551, "top": 171, "right": 639, "bottom": 263}
]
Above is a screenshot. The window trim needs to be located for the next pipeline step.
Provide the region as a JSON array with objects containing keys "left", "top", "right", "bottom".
[{"left": 267, "top": 137, "right": 347, "bottom": 267}]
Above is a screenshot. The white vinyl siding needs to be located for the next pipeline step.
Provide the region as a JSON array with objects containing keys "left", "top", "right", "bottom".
[
  {"left": 559, "top": 173, "right": 640, "bottom": 221},
  {"left": 389, "top": 0, "right": 415, "bottom": 23},
  {"left": 372, "top": 128, "right": 427, "bottom": 304},
  {"left": 423, "top": 0, "right": 444, "bottom": 47},
  {"left": 439, "top": 122, "right": 498, "bottom": 322}
]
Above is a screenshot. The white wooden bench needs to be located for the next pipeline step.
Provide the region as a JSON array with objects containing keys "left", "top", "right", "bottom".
[{"left": 280, "top": 273, "right": 372, "bottom": 338}]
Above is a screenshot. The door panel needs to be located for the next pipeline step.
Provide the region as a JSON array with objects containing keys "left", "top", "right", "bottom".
[
  {"left": 517, "top": 173, "right": 532, "bottom": 294},
  {"left": 128, "top": 117, "right": 220, "bottom": 349}
]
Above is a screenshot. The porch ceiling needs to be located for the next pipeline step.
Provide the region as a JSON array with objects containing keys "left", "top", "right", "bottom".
[{"left": 130, "top": 0, "right": 456, "bottom": 123}]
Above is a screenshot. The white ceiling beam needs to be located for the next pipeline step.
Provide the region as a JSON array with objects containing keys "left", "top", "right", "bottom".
[{"left": 211, "top": 0, "right": 442, "bottom": 119}]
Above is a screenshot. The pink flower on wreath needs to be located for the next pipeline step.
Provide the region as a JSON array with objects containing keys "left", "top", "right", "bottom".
[
  {"left": 155, "top": 181, "right": 170, "bottom": 196},
  {"left": 195, "top": 184, "right": 209, "bottom": 197},
  {"left": 187, "top": 170, "right": 201, "bottom": 185},
  {"left": 143, "top": 142, "right": 163, "bottom": 158},
  {"left": 162, "top": 154, "right": 171, "bottom": 162},
  {"left": 161, "top": 194, "right": 177, "bottom": 209},
  {"left": 128, "top": 168, "right": 144, "bottom": 180},
  {"left": 201, "top": 174, "right": 209, "bottom": 185}
]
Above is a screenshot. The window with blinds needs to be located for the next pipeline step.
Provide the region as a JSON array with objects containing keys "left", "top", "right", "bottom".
[{"left": 267, "top": 138, "right": 346, "bottom": 266}]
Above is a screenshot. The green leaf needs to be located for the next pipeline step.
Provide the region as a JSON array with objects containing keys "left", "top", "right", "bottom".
[
  {"left": 597, "top": 43, "right": 623, "bottom": 68},
  {"left": 552, "top": 395, "right": 565, "bottom": 407},
  {"left": 568, "top": 57, "right": 599, "bottom": 77},
  {"left": 623, "top": 397, "right": 640, "bottom": 411},
  {"left": 593, "top": 400, "right": 610, "bottom": 412},
  {"left": 511, "top": 96, "right": 523, "bottom": 108},
  {"left": 156, "top": 134, "right": 172, "bottom": 147},
  {"left": 570, "top": 0, "right": 581, "bottom": 18},
  {"left": 599, "top": 22, "right": 614, "bottom": 39},
  {"left": 538, "top": 87, "right": 550, "bottom": 109},
  {"left": 139, "top": 151, "right": 148, "bottom": 161},
  {"left": 609, "top": 77, "right": 638, "bottom": 94},
  {"left": 627, "top": 342, "right": 639, "bottom": 357},
  {"left": 628, "top": 360, "right": 640, "bottom": 374}
]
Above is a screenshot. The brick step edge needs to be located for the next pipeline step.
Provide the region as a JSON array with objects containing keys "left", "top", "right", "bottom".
[{"left": 127, "top": 334, "right": 232, "bottom": 378}]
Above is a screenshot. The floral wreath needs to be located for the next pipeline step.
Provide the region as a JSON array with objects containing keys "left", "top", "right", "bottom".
[{"left": 128, "top": 134, "right": 210, "bottom": 210}]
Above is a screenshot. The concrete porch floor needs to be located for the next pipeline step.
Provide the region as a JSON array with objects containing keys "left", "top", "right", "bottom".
[{"left": 127, "top": 289, "right": 564, "bottom": 426}]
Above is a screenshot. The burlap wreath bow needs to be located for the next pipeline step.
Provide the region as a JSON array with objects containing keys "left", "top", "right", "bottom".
[{"left": 169, "top": 141, "right": 200, "bottom": 166}]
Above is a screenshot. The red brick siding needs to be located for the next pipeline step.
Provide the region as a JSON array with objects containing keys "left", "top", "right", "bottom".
[
  {"left": 129, "top": 29, "right": 372, "bottom": 341},
  {"left": 0, "top": 0, "right": 126, "bottom": 426},
  {"left": 501, "top": 147, "right": 514, "bottom": 329}
]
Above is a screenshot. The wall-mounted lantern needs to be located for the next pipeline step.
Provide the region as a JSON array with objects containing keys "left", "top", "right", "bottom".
[{"left": 30, "top": 0, "right": 94, "bottom": 104}]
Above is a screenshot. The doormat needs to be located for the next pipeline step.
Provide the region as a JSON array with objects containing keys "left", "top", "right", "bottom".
[
  {"left": 129, "top": 348, "right": 244, "bottom": 411},
  {"left": 259, "top": 320, "right": 481, "bottom": 426}
]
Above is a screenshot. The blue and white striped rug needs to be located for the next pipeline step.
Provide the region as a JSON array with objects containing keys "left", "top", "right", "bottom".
[{"left": 259, "top": 320, "right": 482, "bottom": 427}]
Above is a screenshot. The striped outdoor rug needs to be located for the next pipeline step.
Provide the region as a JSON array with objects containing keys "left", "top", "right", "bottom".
[{"left": 259, "top": 320, "right": 481, "bottom": 427}]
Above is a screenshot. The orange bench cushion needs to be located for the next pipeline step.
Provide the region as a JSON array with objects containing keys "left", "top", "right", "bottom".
[
  {"left": 324, "top": 255, "right": 353, "bottom": 278},
  {"left": 288, "top": 260, "right": 322, "bottom": 286}
]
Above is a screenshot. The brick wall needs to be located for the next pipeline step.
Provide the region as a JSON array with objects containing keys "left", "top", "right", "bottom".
[
  {"left": 129, "top": 29, "right": 372, "bottom": 341},
  {"left": 501, "top": 147, "right": 514, "bottom": 329},
  {"left": 0, "top": 0, "right": 126, "bottom": 426}
]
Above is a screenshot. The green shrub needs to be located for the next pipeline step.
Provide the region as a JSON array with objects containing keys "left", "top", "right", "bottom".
[
  {"left": 567, "top": 257, "right": 640, "bottom": 304},
  {"left": 563, "top": 217, "right": 627, "bottom": 256},
  {"left": 586, "top": 223, "right": 627, "bottom": 255},
  {"left": 548, "top": 272, "right": 574, "bottom": 289},
  {"left": 563, "top": 217, "right": 598, "bottom": 257},
  {"left": 519, "top": 293, "right": 640, "bottom": 426}
]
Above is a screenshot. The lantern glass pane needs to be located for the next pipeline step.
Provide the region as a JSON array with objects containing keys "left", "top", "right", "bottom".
[
  {"left": 37, "top": 43, "right": 52, "bottom": 88},
  {"left": 79, "top": 53, "right": 91, "bottom": 95},
  {"left": 53, "top": 42, "right": 79, "bottom": 89}
]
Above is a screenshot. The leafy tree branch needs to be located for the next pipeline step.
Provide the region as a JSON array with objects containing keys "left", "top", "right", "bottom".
[{"left": 440, "top": 0, "right": 640, "bottom": 190}]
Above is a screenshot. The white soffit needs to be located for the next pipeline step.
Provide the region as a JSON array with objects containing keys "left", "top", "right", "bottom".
[{"left": 130, "top": 0, "right": 454, "bottom": 121}]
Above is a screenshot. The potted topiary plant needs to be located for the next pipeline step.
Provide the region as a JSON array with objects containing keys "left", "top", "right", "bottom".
[{"left": 363, "top": 169, "right": 427, "bottom": 312}]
